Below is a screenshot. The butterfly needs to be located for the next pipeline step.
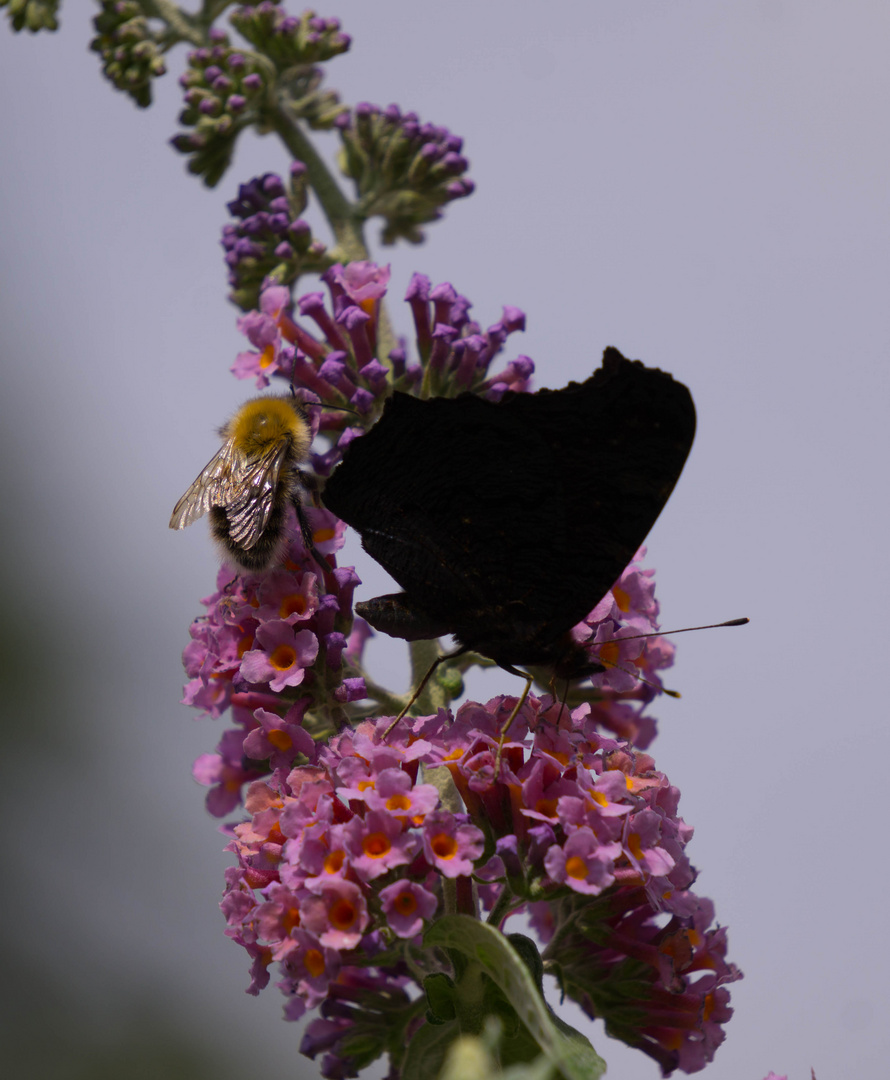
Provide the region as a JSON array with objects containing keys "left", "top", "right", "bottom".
[{"left": 322, "top": 347, "right": 695, "bottom": 679}]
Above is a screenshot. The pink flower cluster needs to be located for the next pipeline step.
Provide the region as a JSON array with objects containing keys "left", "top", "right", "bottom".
[
  {"left": 178, "top": 261, "right": 742, "bottom": 1077},
  {"left": 231, "top": 262, "right": 532, "bottom": 420},
  {"left": 218, "top": 689, "right": 739, "bottom": 1073},
  {"left": 184, "top": 508, "right": 366, "bottom": 817}
]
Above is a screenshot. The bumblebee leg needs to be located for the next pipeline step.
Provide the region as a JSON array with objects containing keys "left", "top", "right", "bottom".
[{"left": 293, "top": 496, "right": 330, "bottom": 575}]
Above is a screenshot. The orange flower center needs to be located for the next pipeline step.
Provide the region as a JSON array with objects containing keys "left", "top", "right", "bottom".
[
  {"left": 269, "top": 644, "right": 297, "bottom": 671},
  {"left": 565, "top": 856, "right": 589, "bottom": 880},
  {"left": 393, "top": 890, "right": 417, "bottom": 916},
  {"left": 362, "top": 832, "right": 391, "bottom": 859},
  {"left": 304, "top": 948, "right": 326, "bottom": 978},
  {"left": 267, "top": 729, "right": 293, "bottom": 752},
  {"left": 430, "top": 833, "right": 458, "bottom": 860},
  {"left": 280, "top": 594, "right": 307, "bottom": 618},
  {"left": 329, "top": 898, "right": 358, "bottom": 931},
  {"left": 323, "top": 850, "right": 345, "bottom": 874},
  {"left": 598, "top": 641, "right": 620, "bottom": 667},
  {"left": 385, "top": 793, "right": 412, "bottom": 813}
]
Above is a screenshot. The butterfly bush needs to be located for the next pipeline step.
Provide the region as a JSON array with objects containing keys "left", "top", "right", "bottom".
[
  {"left": 181, "top": 256, "right": 740, "bottom": 1077},
  {"left": 10, "top": 4, "right": 743, "bottom": 1077}
]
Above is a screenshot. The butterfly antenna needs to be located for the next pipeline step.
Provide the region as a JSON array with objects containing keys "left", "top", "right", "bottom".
[
  {"left": 288, "top": 356, "right": 361, "bottom": 417},
  {"left": 319, "top": 402, "right": 361, "bottom": 418},
  {"left": 588, "top": 617, "right": 748, "bottom": 697},
  {"left": 604, "top": 617, "right": 749, "bottom": 646}
]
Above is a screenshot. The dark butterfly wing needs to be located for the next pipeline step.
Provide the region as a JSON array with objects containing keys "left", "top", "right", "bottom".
[{"left": 323, "top": 347, "right": 695, "bottom": 669}]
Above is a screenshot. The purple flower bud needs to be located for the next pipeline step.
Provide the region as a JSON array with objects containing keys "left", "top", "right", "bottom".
[
  {"left": 234, "top": 238, "right": 263, "bottom": 258},
  {"left": 288, "top": 219, "right": 310, "bottom": 241},
  {"left": 441, "top": 152, "right": 468, "bottom": 174},
  {"left": 242, "top": 215, "right": 268, "bottom": 237},
  {"left": 388, "top": 346, "right": 407, "bottom": 376},
  {"left": 448, "top": 178, "right": 475, "bottom": 198},
  {"left": 349, "top": 387, "right": 375, "bottom": 413},
  {"left": 501, "top": 305, "right": 526, "bottom": 333}
]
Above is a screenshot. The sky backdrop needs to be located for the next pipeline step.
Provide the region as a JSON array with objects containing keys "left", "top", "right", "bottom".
[{"left": 1, "top": 2, "right": 888, "bottom": 1078}]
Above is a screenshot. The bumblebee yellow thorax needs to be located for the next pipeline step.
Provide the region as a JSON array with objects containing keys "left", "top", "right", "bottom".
[{"left": 228, "top": 396, "right": 311, "bottom": 459}]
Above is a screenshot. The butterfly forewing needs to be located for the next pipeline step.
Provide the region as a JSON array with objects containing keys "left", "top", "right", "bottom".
[{"left": 323, "top": 347, "right": 696, "bottom": 670}]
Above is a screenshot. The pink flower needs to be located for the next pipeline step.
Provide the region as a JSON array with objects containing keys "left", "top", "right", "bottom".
[
  {"left": 299, "top": 878, "right": 369, "bottom": 950},
  {"left": 240, "top": 620, "right": 318, "bottom": 692},
  {"left": 421, "top": 811, "right": 484, "bottom": 878},
  {"left": 379, "top": 880, "right": 438, "bottom": 938}
]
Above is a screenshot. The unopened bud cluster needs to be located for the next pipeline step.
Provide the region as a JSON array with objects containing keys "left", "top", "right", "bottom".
[
  {"left": 90, "top": 1, "right": 167, "bottom": 108},
  {"left": 230, "top": 4, "right": 350, "bottom": 71},
  {"left": 171, "top": 30, "right": 270, "bottom": 186},
  {"left": 223, "top": 167, "right": 331, "bottom": 311},
  {"left": 336, "top": 103, "right": 475, "bottom": 244},
  {"left": 0, "top": 0, "right": 58, "bottom": 34}
]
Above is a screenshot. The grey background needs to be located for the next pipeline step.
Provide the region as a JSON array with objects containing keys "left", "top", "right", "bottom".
[{"left": 1, "top": 2, "right": 888, "bottom": 1077}]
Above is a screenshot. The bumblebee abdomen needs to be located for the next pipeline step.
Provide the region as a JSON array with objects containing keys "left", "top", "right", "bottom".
[{"left": 209, "top": 502, "right": 289, "bottom": 572}]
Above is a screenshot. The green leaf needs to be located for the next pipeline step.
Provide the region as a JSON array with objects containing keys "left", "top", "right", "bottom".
[
  {"left": 401, "top": 1014, "right": 463, "bottom": 1080},
  {"left": 424, "top": 916, "right": 605, "bottom": 1080}
]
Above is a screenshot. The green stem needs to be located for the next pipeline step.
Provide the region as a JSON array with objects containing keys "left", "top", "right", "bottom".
[
  {"left": 267, "top": 103, "right": 369, "bottom": 264},
  {"left": 199, "top": 0, "right": 234, "bottom": 26},
  {"left": 375, "top": 302, "right": 399, "bottom": 373},
  {"left": 143, "top": 0, "right": 204, "bottom": 46},
  {"left": 358, "top": 673, "right": 409, "bottom": 716},
  {"left": 410, "top": 639, "right": 451, "bottom": 714},
  {"left": 485, "top": 882, "right": 516, "bottom": 928}
]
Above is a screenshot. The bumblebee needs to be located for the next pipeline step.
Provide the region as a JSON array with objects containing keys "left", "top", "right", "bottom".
[{"left": 169, "top": 395, "right": 324, "bottom": 573}]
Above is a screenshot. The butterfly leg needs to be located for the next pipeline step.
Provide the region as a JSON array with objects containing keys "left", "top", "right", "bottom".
[
  {"left": 493, "top": 665, "right": 535, "bottom": 775},
  {"left": 382, "top": 646, "right": 468, "bottom": 738}
]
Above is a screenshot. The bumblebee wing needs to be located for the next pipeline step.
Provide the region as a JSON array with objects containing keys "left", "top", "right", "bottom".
[
  {"left": 169, "top": 439, "right": 242, "bottom": 530},
  {"left": 223, "top": 441, "right": 291, "bottom": 549}
]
